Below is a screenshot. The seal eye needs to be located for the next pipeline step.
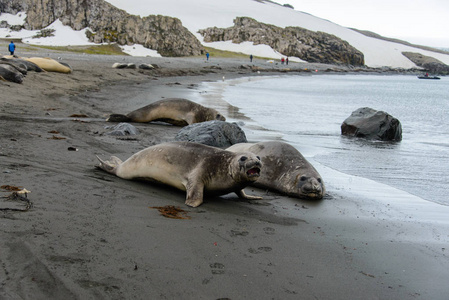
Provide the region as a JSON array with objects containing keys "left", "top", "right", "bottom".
[
  {"left": 240, "top": 156, "right": 248, "bottom": 162},
  {"left": 317, "top": 178, "right": 322, "bottom": 183},
  {"left": 300, "top": 176, "right": 307, "bottom": 181},
  {"left": 256, "top": 156, "right": 261, "bottom": 161}
]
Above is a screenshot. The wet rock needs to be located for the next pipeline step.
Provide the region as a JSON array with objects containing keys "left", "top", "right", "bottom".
[
  {"left": 106, "top": 123, "right": 139, "bottom": 136},
  {"left": 175, "top": 120, "right": 247, "bottom": 148},
  {"left": 341, "top": 107, "right": 402, "bottom": 141}
]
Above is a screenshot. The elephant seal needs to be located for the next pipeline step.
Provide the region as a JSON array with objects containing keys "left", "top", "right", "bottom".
[
  {"left": 0, "top": 64, "right": 24, "bottom": 83},
  {"left": 23, "top": 57, "right": 72, "bottom": 73},
  {"left": 2, "top": 56, "right": 43, "bottom": 72},
  {"left": 227, "top": 141, "right": 325, "bottom": 200},
  {"left": 107, "top": 98, "right": 226, "bottom": 126},
  {"left": 96, "top": 141, "right": 262, "bottom": 207},
  {"left": 0, "top": 58, "right": 27, "bottom": 75}
]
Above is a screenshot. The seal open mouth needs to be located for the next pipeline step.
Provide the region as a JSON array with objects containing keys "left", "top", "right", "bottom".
[{"left": 247, "top": 167, "right": 261, "bottom": 178}]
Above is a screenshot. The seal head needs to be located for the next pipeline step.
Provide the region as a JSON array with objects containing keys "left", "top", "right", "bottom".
[{"left": 227, "top": 141, "right": 325, "bottom": 200}]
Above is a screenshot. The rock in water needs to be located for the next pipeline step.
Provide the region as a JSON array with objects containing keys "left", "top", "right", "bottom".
[
  {"left": 341, "top": 107, "right": 402, "bottom": 141},
  {"left": 175, "top": 121, "right": 247, "bottom": 148}
]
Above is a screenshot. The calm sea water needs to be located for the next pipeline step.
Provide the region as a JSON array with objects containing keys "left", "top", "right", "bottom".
[{"left": 199, "top": 74, "right": 449, "bottom": 206}]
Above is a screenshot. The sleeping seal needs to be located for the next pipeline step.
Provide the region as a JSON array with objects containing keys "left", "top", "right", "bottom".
[
  {"left": 106, "top": 98, "right": 226, "bottom": 126},
  {"left": 23, "top": 57, "right": 72, "bottom": 73},
  {"left": 227, "top": 141, "right": 325, "bottom": 200},
  {"left": 0, "top": 64, "right": 24, "bottom": 83},
  {"left": 96, "top": 141, "right": 262, "bottom": 207}
]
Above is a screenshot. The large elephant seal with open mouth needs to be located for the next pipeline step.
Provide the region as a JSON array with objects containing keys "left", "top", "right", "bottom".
[
  {"left": 227, "top": 141, "right": 325, "bottom": 200},
  {"left": 106, "top": 98, "right": 226, "bottom": 126},
  {"left": 96, "top": 141, "right": 262, "bottom": 207}
]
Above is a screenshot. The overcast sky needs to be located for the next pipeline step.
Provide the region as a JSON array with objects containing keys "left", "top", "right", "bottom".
[{"left": 286, "top": 0, "right": 449, "bottom": 48}]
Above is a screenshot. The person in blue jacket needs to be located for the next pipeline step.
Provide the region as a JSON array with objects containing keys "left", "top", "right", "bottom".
[{"left": 8, "top": 41, "right": 15, "bottom": 55}]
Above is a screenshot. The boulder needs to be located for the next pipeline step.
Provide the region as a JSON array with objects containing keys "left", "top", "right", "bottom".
[
  {"left": 341, "top": 107, "right": 402, "bottom": 141},
  {"left": 105, "top": 123, "right": 139, "bottom": 136},
  {"left": 175, "top": 120, "right": 247, "bottom": 148}
]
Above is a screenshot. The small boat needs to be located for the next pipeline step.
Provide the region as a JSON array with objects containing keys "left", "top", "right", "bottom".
[{"left": 418, "top": 75, "right": 440, "bottom": 80}]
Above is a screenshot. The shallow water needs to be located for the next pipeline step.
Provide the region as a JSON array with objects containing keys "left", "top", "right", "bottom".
[{"left": 196, "top": 74, "right": 449, "bottom": 206}]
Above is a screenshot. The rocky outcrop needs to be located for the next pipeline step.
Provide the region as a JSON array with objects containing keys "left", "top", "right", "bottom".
[
  {"left": 0, "top": 0, "right": 204, "bottom": 57},
  {"left": 199, "top": 17, "right": 364, "bottom": 66},
  {"left": 175, "top": 121, "right": 247, "bottom": 148},
  {"left": 402, "top": 52, "right": 449, "bottom": 74},
  {"left": 341, "top": 107, "right": 402, "bottom": 141},
  {"left": 0, "top": 0, "right": 25, "bottom": 15}
]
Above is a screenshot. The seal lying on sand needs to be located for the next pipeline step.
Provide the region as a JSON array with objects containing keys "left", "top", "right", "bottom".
[
  {"left": 0, "top": 58, "right": 27, "bottom": 75},
  {"left": 23, "top": 57, "right": 72, "bottom": 73},
  {"left": 107, "top": 98, "right": 226, "bottom": 126},
  {"left": 227, "top": 141, "right": 325, "bottom": 200},
  {"left": 96, "top": 142, "right": 262, "bottom": 207},
  {"left": 0, "top": 64, "right": 24, "bottom": 83},
  {"left": 2, "top": 56, "right": 44, "bottom": 72}
]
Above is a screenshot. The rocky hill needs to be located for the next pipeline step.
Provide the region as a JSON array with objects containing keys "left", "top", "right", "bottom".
[
  {"left": 402, "top": 52, "right": 449, "bottom": 74},
  {"left": 199, "top": 17, "right": 364, "bottom": 66},
  {"left": 0, "top": 0, "right": 204, "bottom": 56},
  {"left": 1, "top": 0, "right": 363, "bottom": 64}
]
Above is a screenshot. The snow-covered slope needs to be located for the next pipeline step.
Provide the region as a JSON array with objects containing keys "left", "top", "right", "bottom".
[{"left": 2, "top": 0, "right": 449, "bottom": 68}]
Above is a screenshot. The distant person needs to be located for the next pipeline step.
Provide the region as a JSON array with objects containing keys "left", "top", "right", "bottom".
[
  {"left": 286, "top": 57, "right": 289, "bottom": 65},
  {"left": 281, "top": 57, "right": 285, "bottom": 65},
  {"left": 206, "top": 52, "right": 210, "bottom": 61},
  {"left": 250, "top": 54, "right": 253, "bottom": 62},
  {"left": 8, "top": 41, "right": 15, "bottom": 55}
]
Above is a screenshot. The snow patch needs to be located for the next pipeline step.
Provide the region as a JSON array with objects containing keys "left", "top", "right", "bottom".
[
  {"left": 0, "top": 12, "right": 26, "bottom": 26},
  {"left": 120, "top": 44, "right": 162, "bottom": 57},
  {"left": 21, "top": 20, "right": 95, "bottom": 46}
]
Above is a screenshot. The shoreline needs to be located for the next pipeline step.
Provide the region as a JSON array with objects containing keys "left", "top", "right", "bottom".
[{"left": 1, "top": 49, "right": 449, "bottom": 299}]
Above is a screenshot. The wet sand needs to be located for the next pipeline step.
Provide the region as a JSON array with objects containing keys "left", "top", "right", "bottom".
[{"left": 1, "top": 42, "right": 449, "bottom": 299}]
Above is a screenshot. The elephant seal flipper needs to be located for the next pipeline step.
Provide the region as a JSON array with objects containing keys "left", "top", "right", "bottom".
[
  {"left": 227, "top": 141, "right": 325, "bottom": 200},
  {"left": 96, "top": 155, "right": 122, "bottom": 173},
  {"left": 96, "top": 142, "right": 262, "bottom": 207},
  {"left": 185, "top": 179, "right": 204, "bottom": 207},
  {"left": 236, "top": 189, "right": 262, "bottom": 200}
]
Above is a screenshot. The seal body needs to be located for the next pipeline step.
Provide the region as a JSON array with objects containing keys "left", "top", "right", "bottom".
[
  {"left": 107, "top": 98, "right": 226, "bottom": 126},
  {"left": 0, "top": 58, "right": 27, "bottom": 75},
  {"left": 0, "top": 64, "right": 24, "bottom": 83},
  {"left": 227, "top": 141, "right": 325, "bottom": 200},
  {"left": 24, "top": 57, "right": 72, "bottom": 73},
  {"left": 96, "top": 142, "right": 262, "bottom": 207}
]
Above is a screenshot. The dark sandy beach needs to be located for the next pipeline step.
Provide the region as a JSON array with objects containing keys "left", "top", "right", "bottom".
[{"left": 1, "top": 41, "right": 448, "bottom": 299}]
